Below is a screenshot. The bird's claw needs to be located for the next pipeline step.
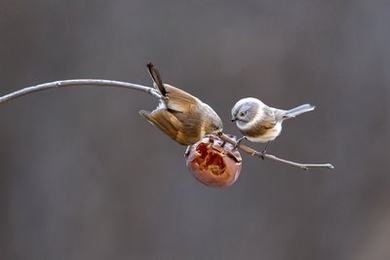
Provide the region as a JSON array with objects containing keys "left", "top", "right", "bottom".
[
  {"left": 233, "top": 136, "right": 247, "bottom": 150},
  {"left": 251, "top": 150, "right": 266, "bottom": 160}
]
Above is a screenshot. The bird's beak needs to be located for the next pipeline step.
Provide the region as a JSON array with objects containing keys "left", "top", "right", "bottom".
[{"left": 231, "top": 117, "right": 237, "bottom": 122}]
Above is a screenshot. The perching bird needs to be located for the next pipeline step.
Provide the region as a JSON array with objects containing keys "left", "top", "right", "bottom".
[
  {"left": 231, "top": 97, "right": 315, "bottom": 153},
  {"left": 139, "top": 63, "right": 223, "bottom": 145}
]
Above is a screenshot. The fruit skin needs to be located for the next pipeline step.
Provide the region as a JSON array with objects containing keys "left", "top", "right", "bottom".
[{"left": 185, "top": 134, "right": 242, "bottom": 187}]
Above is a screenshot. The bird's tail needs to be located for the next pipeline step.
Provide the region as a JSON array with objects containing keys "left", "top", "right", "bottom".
[
  {"left": 282, "top": 104, "right": 315, "bottom": 119},
  {"left": 147, "top": 62, "right": 167, "bottom": 97}
]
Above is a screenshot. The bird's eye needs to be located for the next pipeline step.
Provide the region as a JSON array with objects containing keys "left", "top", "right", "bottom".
[{"left": 239, "top": 111, "right": 246, "bottom": 117}]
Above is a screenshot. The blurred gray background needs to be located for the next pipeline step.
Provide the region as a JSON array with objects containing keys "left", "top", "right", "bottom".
[{"left": 0, "top": 0, "right": 389, "bottom": 259}]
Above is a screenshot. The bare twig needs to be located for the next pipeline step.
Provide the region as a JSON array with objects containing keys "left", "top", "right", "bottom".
[
  {"left": 218, "top": 133, "right": 334, "bottom": 170},
  {"left": 0, "top": 79, "right": 334, "bottom": 170},
  {"left": 0, "top": 79, "right": 161, "bottom": 104}
]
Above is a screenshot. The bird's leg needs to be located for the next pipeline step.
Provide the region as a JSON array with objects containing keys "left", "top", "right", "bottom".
[
  {"left": 260, "top": 141, "right": 271, "bottom": 159},
  {"left": 262, "top": 141, "right": 270, "bottom": 153},
  {"left": 234, "top": 136, "right": 247, "bottom": 149}
]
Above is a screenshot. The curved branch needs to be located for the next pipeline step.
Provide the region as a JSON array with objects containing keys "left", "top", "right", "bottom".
[
  {"left": 0, "top": 79, "right": 334, "bottom": 171},
  {"left": 219, "top": 133, "right": 334, "bottom": 170},
  {"left": 0, "top": 79, "right": 161, "bottom": 104}
]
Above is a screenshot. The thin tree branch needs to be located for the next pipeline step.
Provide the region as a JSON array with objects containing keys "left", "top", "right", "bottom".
[
  {"left": 218, "top": 133, "right": 334, "bottom": 170},
  {"left": 0, "top": 79, "right": 334, "bottom": 170},
  {"left": 0, "top": 79, "right": 161, "bottom": 104}
]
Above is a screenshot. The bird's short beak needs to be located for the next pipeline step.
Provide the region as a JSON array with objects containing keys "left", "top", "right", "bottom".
[{"left": 231, "top": 117, "right": 237, "bottom": 122}]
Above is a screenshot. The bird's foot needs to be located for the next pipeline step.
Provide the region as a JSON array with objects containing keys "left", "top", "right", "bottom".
[
  {"left": 259, "top": 142, "right": 270, "bottom": 159},
  {"left": 251, "top": 150, "right": 266, "bottom": 160},
  {"left": 234, "top": 136, "right": 247, "bottom": 149},
  {"left": 260, "top": 150, "right": 267, "bottom": 160}
]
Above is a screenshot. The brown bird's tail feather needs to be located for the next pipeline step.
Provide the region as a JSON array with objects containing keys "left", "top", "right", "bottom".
[{"left": 147, "top": 63, "right": 166, "bottom": 96}]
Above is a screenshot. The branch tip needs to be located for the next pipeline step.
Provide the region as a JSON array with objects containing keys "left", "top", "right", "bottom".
[{"left": 218, "top": 133, "right": 334, "bottom": 171}]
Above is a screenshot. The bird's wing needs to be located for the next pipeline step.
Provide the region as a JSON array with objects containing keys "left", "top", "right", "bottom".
[
  {"left": 261, "top": 106, "right": 277, "bottom": 128},
  {"left": 139, "top": 109, "right": 198, "bottom": 145},
  {"left": 139, "top": 109, "right": 182, "bottom": 142},
  {"left": 163, "top": 84, "right": 199, "bottom": 113}
]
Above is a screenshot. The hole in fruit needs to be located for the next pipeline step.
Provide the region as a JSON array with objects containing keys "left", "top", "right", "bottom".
[
  {"left": 205, "top": 152, "right": 225, "bottom": 176},
  {"left": 196, "top": 143, "right": 208, "bottom": 159}
]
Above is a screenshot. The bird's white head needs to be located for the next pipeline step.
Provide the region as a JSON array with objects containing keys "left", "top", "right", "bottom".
[{"left": 231, "top": 97, "right": 266, "bottom": 130}]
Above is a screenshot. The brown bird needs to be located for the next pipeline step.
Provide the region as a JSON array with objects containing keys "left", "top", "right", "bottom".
[{"left": 139, "top": 63, "right": 223, "bottom": 145}]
